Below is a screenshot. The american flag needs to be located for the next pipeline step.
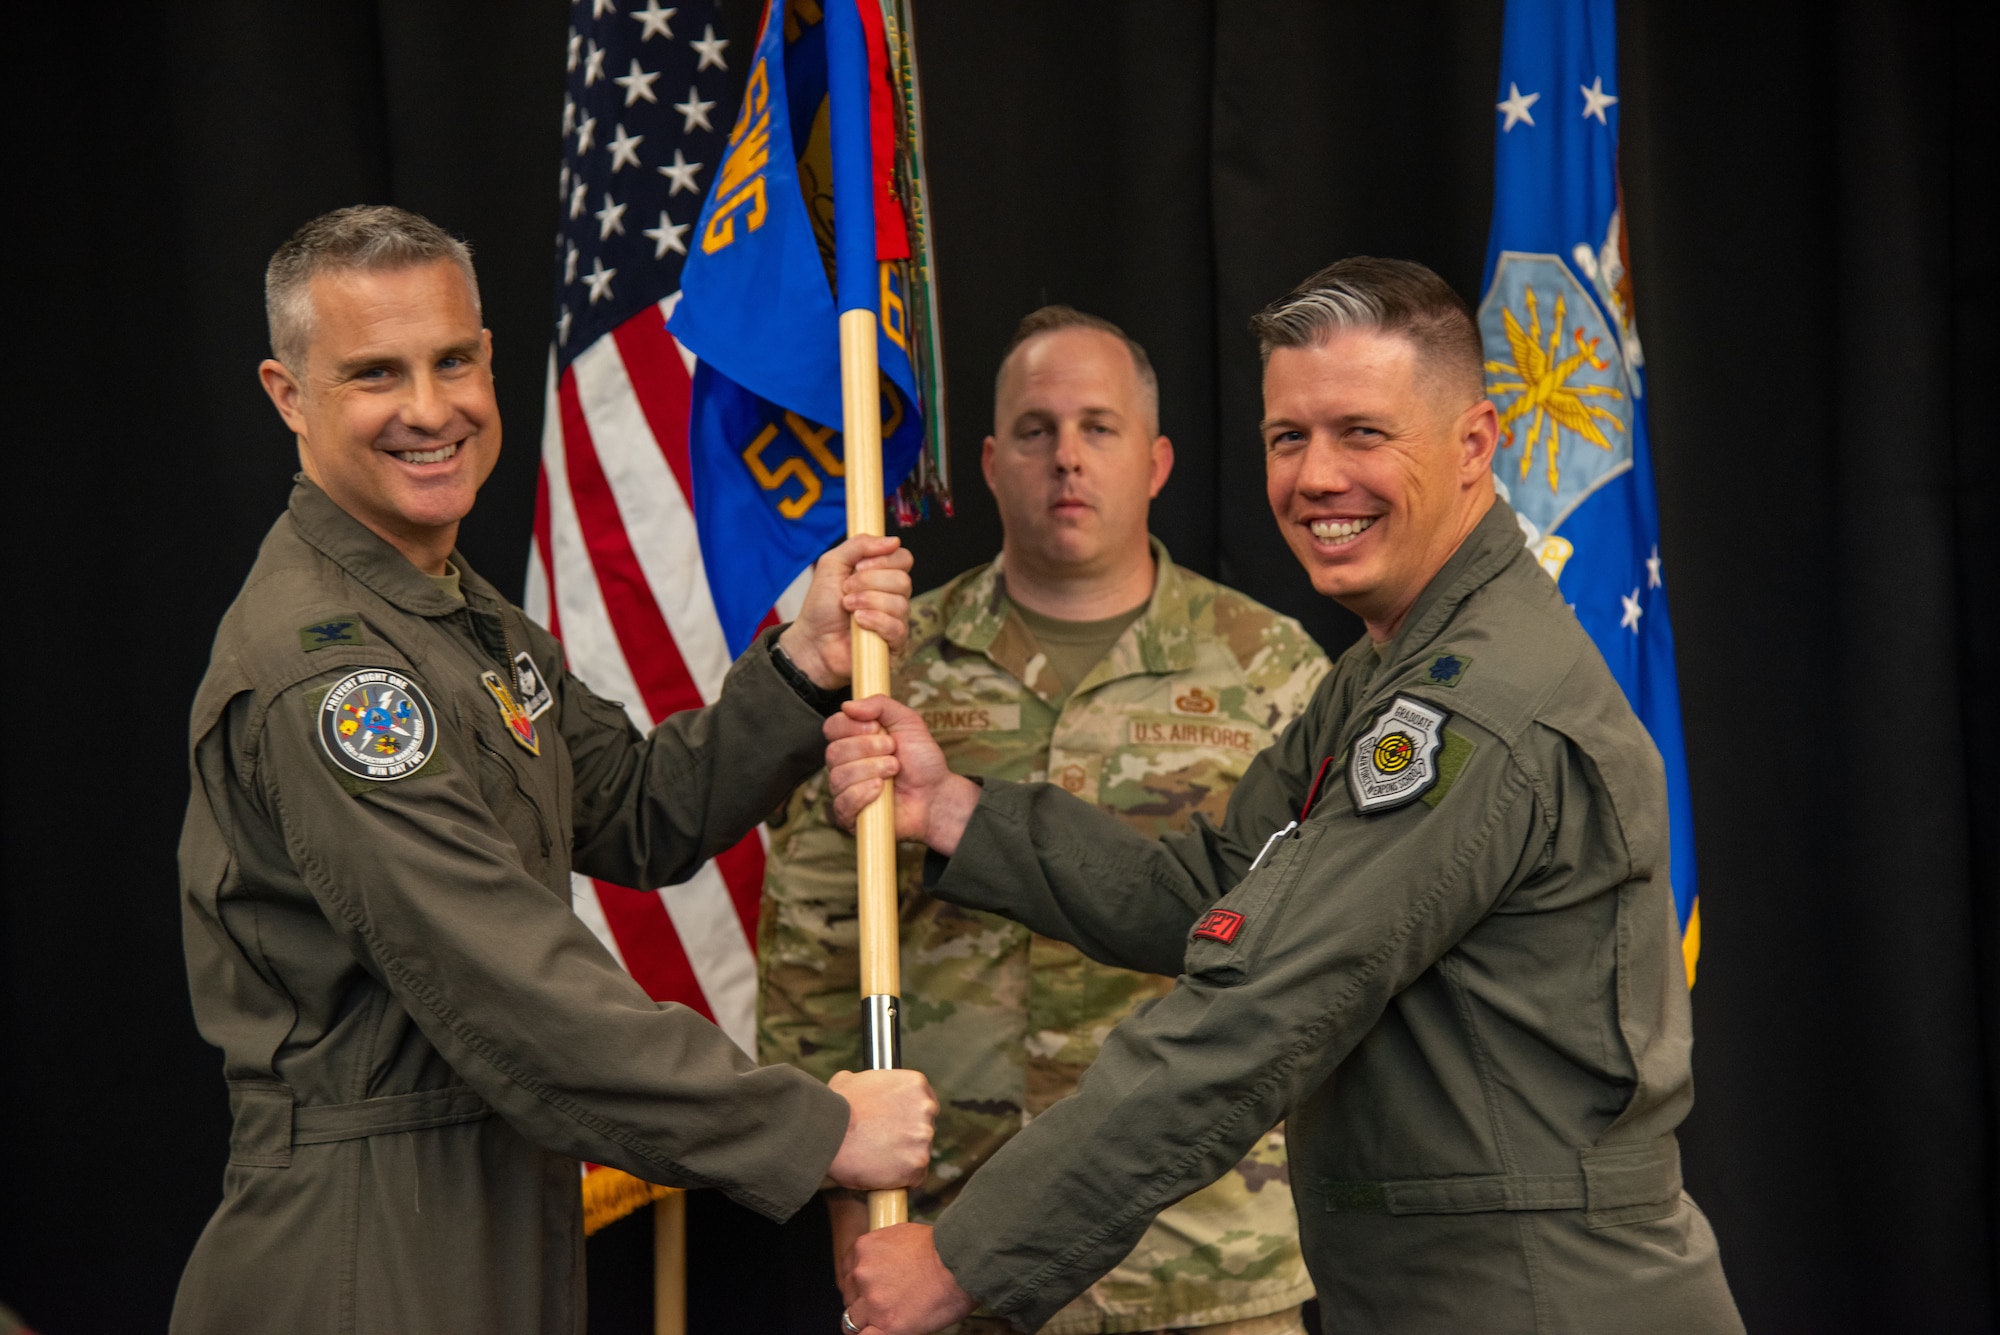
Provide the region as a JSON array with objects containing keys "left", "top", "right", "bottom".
[{"left": 525, "top": 0, "right": 792, "bottom": 1058}]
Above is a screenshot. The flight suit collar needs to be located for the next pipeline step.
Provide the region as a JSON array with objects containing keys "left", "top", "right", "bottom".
[
  {"left": 286, "top": 476, "right": 471, "bottom": 620},
  {"left": 940, "top": 537, "right": 1196, "bottom": 702},
  {"left": 1374, "top": 497, "right": 1532, "bottom": 676}
]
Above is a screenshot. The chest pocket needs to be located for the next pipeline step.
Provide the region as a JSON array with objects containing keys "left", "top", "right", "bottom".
[
  {"left": 468, "top": 715, "right": 553, "bottom": 878},
  {"left": 1182, "top": 821, "right": 1326, "bottom": 985}
]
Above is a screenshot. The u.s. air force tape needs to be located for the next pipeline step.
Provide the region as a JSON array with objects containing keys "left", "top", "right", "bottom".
[
  {"left": 319, "top": 668, "right": 438, "bottom": 781},
  {"left": 1347, "top": 694, "right": 1448, "bottom": 814}
]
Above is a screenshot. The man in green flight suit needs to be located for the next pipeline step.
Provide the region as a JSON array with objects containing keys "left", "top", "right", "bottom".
[
  {"left": 173, "top": 206, "right": 938, "bottom": 1334},
  {"left": 760, "top": 307, "right": 1327, "bottom": 1335},
  {"left": 826, "top": 259, "right": 1743, "bottom": 1335}
]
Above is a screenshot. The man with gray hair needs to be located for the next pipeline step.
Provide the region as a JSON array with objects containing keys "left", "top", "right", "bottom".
[
  {"left": 830, "top": 257, "right": 1741, "bottom": 1334},
  {"left": 174, "top": 205, "right": 938, "bottom": 1333}
]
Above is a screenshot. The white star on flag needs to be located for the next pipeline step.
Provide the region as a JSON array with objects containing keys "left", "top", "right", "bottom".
[
  {"left": 556, "top": 307, "right": 572, "bottom": 345},
  {"left": 631, "top": 0, "right": 677, "bottom": 40},
  {"left": 569, "top": 181, "right": 589, "bottom": 219},
  {"left": 607, "top": 123, "right": 644, "bottom": 172},
  {"left": 1620, "top": 590, "right": 1644, "bottom": 632},
  {"left": 615, "top": 58, "right": 662, "bottom": 106},
  {"left": 583, "top": 41, "right": 606, "bottom": 87},
  {"left": 1580, "top": 76, "right": 1619, "bottom": 123},
  {"left": 1497, "top": 82, "right": 1540, "bottom": 131},
  {"left": 643, "top": 211, "right": 690, "bottom": 259},
  {"left": 566, "top": 31, "right": 580, "bottom": 73},
  {"left": 564, "top": 243, "right": 579, "bottom": 284},
  {"left": 575, "top": 115, "right": 598, "bottom": 154},
  {"left": 1646, "top": 546, "right": 1663, "bottom": 588},
  {"left": 591, "top": 0, "right": 616, "bottom": 18},
  {"left": 584, "top": 256, "right": 616, "bottom": 305},
  {"left": 561, "top": 97, "right": 577, "bottom": 136},
  {"left": 675, "top": 87, "right": 716, "bottom": 134},
  {"left": 691, "top": 24, "right": 729, "bottom": 71},
  {"left": 658, "top": 148, "right": 703, "bottom": 195},
  {"left": 595, "top": 193, "right": 629, "bottom": 240}
]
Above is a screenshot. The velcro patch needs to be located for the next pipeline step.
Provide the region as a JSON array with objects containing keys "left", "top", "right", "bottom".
[
  {"left": 1192, "top": 908, "right": 1245, "bottom": 944},
  {"left": 319, "top": 668, "right": 437, "bottom": 781},
  {"left": 512, "top": 650, "right": 554, "bottom": 719},
  {"left": 1347, "top": 695, "right": 1449, "bottom": 814},
  {"left": 1422, "top": 651, "right": 1472, "bottom": 688},
  {"left": 299, "top": 616, "right": 365, "bottom": 651}
]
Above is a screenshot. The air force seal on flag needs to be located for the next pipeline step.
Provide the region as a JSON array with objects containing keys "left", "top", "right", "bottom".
[
  {"left": 320, "top": 669, "right": 437, "bottom": 781},
  {"left": 1348, "top": 695, "right": 1450, "bottom": 814}
]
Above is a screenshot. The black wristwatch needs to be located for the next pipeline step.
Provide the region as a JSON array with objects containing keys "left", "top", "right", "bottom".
[{"left": 769, "top": 635, "right": 851, "bottom": 717}]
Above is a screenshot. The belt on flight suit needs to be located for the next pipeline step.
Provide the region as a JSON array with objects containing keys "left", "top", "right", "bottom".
[
  {"left": 1317, "top": 1135, "right": 1683, "bottom": 1228},
  {"left": 225, "top": 1080, "right": 493, "bottom": 1168}
]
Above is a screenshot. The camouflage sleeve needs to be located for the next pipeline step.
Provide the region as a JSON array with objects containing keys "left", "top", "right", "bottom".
[
  {"left": 929, "top": 707, "right": 1323, "bottom": 978},
  {"left": 1263, "top": 619, "right": 1333, "bottom": 731},
  {"left": 756, "top": 772, "right": 868, "bottom": 1080}
]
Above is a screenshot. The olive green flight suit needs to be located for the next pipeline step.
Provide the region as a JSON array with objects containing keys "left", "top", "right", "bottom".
[
  {"left": 924, "top": 500, "right": 1741, "bottom": 1335},
  {"left": 172, "top": 480, "right": 849, "bottom": 1334}
]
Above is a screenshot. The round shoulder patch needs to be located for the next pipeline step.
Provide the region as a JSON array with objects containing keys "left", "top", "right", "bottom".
[{"left": 318, "top": 668, "right": 438, "bottom": 781}]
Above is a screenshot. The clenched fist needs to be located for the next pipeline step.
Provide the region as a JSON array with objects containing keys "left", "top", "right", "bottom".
[{"left": 826, "top": 1068, "right": 938, "bottom": 1191}]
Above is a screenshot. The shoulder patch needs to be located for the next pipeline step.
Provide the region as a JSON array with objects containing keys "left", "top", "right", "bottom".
[
  {"left": 1191, "top": 908, "right": 1245, "bottom": 944},
  {"left": 512, "top": 650, "right": 554, "bottom": 720},
  {"left": 299, "top": 616, "right": 365, "bottom": 652},
  {"left": 1347, "top": 695, "right": 1449, "bottom": 814},
  {"left": 319, "top": 668, "right": 438, "bottom": 781},
  {"left": 1422, "top": 651, "right": 1472, "bottom": 688}
]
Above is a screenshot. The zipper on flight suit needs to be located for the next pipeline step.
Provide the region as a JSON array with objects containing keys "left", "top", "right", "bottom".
[{"left": 454, "top": 605, "right": 553, "bottom": 861}]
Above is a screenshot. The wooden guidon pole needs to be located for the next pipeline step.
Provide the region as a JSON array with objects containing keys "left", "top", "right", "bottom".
[{"left": 839, "top": 307, "right": 907, "bottom": 1232}]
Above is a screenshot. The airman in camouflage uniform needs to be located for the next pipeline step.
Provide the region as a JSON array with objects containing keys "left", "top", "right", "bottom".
[{"left": 761, "top": 544, "right": 1326, "bottom": 1335}]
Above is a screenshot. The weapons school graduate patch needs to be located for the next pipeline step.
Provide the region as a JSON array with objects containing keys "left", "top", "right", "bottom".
[
  {"left": 481, "top": 671, "right": 540, "bottom": 756},
  {"left": 512, "top": 650, "right": 554, "bottom": 720},
  {"left": 319, "top": 669, "right": 437, "bottom": 781},
  {"left": 1347, "top": 695, "right": 1449, "bottom": 814}
]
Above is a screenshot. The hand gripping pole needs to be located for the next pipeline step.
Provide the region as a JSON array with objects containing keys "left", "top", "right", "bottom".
[{"left": 840, "top": 308, "right": 908, "bottom": 1231}]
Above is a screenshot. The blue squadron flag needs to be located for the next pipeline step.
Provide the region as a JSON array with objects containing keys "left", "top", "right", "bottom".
[
  {"left": 669, "top": 0, "right": 937, "bottom": 656},
  {"left": 1480, "top": 0, "right": 1701, "bottom": 980}
]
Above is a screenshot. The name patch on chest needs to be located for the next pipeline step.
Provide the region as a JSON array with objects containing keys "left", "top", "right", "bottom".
[
  {"left": 319, "top": 669, "right": 437, "bottom": 781},
  {"left": 1129, "top": 719, "right": 1261, "bottom": 755},
  {"left": 1347, "top": 695, "right": 1449, "bottom": 814},
  {"left": 920, "top": 704, "right": 1021, "bottom": 735}
]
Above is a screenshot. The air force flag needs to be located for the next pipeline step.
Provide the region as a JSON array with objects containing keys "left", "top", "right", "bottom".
[{"left": 1482, "top": 0, "right": 1701, "bottom": 979}]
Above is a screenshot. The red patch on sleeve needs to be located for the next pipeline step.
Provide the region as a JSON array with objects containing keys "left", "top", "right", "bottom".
[{"left": 1192, "top": 908, "right": 1245, "bottom": 945}]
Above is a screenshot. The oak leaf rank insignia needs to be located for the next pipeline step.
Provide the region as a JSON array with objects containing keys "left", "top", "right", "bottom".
[{"left": 1347, "top": 694, "right": 1449, "bottom": 814}]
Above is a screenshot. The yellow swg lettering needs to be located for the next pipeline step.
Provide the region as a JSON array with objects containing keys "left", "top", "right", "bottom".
[
  {"left": 703, "top": 62, "right": 773, "bottom": 254},
  {"left": 742, "top": 413, "right": 845, "bottom": 520},
  {"left": 880, "top": 264, "right": 908, "bottom": 352}
]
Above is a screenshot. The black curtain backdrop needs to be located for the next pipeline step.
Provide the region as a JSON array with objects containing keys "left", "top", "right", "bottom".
[{"left": 6, "top": 2, "right": 1993, "bottom": 1332}]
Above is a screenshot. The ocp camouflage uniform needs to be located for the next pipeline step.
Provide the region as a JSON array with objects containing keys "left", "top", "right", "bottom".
[{"left": 760, "top": 541, "right": 1328, "bottom": 1335}]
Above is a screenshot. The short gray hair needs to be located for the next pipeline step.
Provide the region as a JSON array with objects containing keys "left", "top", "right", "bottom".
[
  {"left": 1249, "top": 257, "right": 1483, "bottom": 405},
  {"left": 265, "top": 205, "right": 480, "bottom": 369},
  {"left": 996, "top": 305, "right": 1160, "bottom": 435}
]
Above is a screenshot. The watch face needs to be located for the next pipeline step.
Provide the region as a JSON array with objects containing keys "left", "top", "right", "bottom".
[{"left": 320, "top": 668, "right": 437, "bottom": 781}]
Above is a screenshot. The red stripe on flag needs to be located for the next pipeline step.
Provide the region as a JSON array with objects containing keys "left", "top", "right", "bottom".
[
  {"left": 610, "top": 313, "right": 696, "bottom": 505},
  {"left": 531, "top": 469, "right": 561, "bottom": 643},
  {"left": 557, "top": 367, "right": 704, "bottom": 722},
  {"left": 856, "top": 0, "right": 910, "bottom": 260},
  {"left": 712, "top": 832, "right": 768, "bottom": 946},
  {"left": 590, "top": 878, "right": 716, "bottom": 1017}
]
